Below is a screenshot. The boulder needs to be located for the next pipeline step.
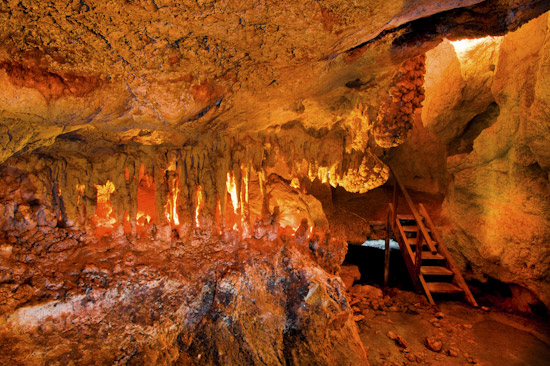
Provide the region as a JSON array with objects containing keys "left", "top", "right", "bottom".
[{"left": 340, "top": 264, "right": 361, "bottom": 290}]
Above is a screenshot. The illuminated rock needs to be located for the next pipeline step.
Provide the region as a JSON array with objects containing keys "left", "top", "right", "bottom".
[
  {"left": 428, "top": 13, "right": 550, "bottom": 307},
  {"left": 0, "top": 0, "right": 550, "bottom": 364}
]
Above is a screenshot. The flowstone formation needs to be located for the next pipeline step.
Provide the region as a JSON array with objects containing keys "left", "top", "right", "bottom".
[{"left": 1, "top": 0, "right": 550, "bottom": 364}]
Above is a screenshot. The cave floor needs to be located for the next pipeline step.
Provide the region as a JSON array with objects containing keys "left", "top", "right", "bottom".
[{"left": 353, "top": 287, "right": 550, "bottom": 366}]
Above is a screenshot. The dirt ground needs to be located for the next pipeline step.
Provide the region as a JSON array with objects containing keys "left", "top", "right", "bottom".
[{"left": 349, "top": 285, "right": 550, "bottom": 366}]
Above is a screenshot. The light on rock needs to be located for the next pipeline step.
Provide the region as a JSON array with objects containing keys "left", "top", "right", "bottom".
[{"left": 92, "top": 180, "right": 117, "bottom": 237}]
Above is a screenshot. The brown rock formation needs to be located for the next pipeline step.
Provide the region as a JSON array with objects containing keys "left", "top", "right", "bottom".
[
  {"left": 1, "top": 0, "right": 550, "bottom": 364},
  {"left": 409, "top": 12, "right": 550, "bottom": 309}
]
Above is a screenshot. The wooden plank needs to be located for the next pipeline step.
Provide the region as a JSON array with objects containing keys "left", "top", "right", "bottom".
[
  {"left": 415, "top": 232, "right": 423, "bottom": 278},
  {"left": 401, "top": 225, "right": 418, "bottom": 232},
  {"left": 421, "top": 252, "right": 446, "bottom": 260},
  {"left": 402, "top": 225, "right": 430, "bottom": 233},
  {"left": 397, "top": 214, "right": 415, "bottom": 221},
  {"left": 389, "top": 204, "right": 422, "bottom": 292},
  {"left": 406, "top": 237, "right": 437, "bottom": 247},
  {"left": 389, "top": 167, "right": 437, "bottom": 254},
  {"left": 384, "top": 209, "right": 391, "bottom": 287},
  {"left": 419, "top": 204, "right": 479, "bottom": 307},
  {"left": 396, "top": 220, "right": 417, "bottom": 265},
  {"left": 421, "top": 266, "right": 454, "bottom": 276},
  {"left": 419, "top": 275, "right": 435, "bottom": 305},
  {"left": 392, "top": 181, "right": 399, "bottom": 223},
  {"left": 426, "top": 282, "right": 463, "bottom": 294}
]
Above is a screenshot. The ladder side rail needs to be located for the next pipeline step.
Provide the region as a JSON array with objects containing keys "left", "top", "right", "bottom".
[
  {"left": 392, "top": 179, "right": 399, "bottom": 223},
  {"left": 389, "top": 167, "right": 438, "bottom": 254},
  {"left": 415, "top": 230, "right": 423, "bottom": 278},
  {"left": 384, "top": 208, "right": 391, "bottom": 287},
  {"left": 389, "top": 204, "right": 422, "bottom": 292},
  {"left": 418, "top": 204, "right": 479, "bottom": 307},
  {"left": 418, "top": 275, "right": 435, "bottom": 305}
]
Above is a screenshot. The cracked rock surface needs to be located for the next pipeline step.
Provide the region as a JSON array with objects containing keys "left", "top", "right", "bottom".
[{"left": 1, "top": 0, "right": 550, "bottom": 365}]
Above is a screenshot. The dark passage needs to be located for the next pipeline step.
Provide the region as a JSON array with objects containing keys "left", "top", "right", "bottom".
[{"left": 344, "top": 242, "right": 415, "bottom": 291}]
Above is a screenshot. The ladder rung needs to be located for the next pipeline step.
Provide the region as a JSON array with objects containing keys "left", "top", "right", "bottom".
[
  {"left": 401, "top": 225, "right": 430, "bottom": 233},
  {"left": 421, "top": 266, "right": 454, "bottom": 276},
  {"left": 397, "top": 214, "right": 416, "bottom": 221},
  {"left": 421, "top": 252, "right": 445, "bottom": 260},
  {"left": 426, "top": 282, "right": 463, "bottom": 294},
  {"left": 407, "top": 237, "right": 437, "bottom": 246}
]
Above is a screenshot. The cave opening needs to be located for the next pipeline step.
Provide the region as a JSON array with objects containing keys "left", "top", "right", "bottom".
[{"left": 344, "top": 240, "right": 414, "bottom": 290}]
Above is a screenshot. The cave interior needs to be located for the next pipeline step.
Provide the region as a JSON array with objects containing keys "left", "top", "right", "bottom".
[{"left": 1, "top": 1, "right": 550, "bottom": 365}]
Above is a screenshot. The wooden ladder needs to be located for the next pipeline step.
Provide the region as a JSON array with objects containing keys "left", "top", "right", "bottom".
[{"left": 384, "top": 169, "right": 478, "bottom": 307}]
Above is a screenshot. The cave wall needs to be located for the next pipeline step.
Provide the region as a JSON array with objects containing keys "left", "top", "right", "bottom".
[
  {"left": 395, "top": 12, "right": 550, "bottom": 308},
  {"left": 443, "top": 12, "right": 550, "bottom": 307},
  {"left": 1, "top": 1, "right": 550, "bottom": 364},
  {"left": 0, "top": 138, "right": 371, "bottom": 365}
]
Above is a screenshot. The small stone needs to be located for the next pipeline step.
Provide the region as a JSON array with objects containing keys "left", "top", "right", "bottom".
[
  {"left": 424, "top": 336, "right": 443, "bottom": 352},
  {"left": 429, "top": 317, "right": 439, "bottom": 323},
  {"left": 353, "top": 314, "right": 365, "bottom": 322},
  {"left": 447, "top": 347, "right": 459, "bottom": 357},
  {"left": 351, "top": 306, "right": 360, "bottom": 312},
  {"left": 462, "top": 324, "right": 473, "bottom": 329},
  {"left": 406, "top": 305, "right": 418, "bottom": 314},
  {"left": 340, "top": 264, "right": 361, "bottom": 290},
  {"left": 435, "top": 311, "right": 444, "bottom": 319},
  {"left": 387, "top": 331, "right": 408, "bottom": 348},
  {"left": 481, "top": 306, "right": 490, "bottom": 312},
  {"left": 389, "top": 306, "right": 398, "bottom": 312}
]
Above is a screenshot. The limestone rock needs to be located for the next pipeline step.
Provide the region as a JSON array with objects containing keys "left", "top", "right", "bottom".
[
  {"left": 0, "top": 1, "right": 549, "bottom": 364},
  {"left": 424, "top": 336, "right": 443, "bottom": 352},
  {"left": 0, "top": 226, "right": 368, "bottom": 365},
  {"left": 339, "top": 264, "right": 361, "bottom": 290},
  {"left": 349, "top": 284, "right": 384, "bottom": 300},
  {"left": 387, "top": 331, "right": 408, "bottom": 348},
  {"left": 441, "top": 13, "right": 550, "bottom": 308},
  {"left": 447, "top": 347, "right": 460, "bottom": 357},
  {"left": 422, "top": 38, "right": 501, "bottom": 147}
]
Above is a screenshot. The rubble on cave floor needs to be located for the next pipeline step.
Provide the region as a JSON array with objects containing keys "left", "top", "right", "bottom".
[{"left": 346, "top": 283, "right": 550, "bottom": 366}]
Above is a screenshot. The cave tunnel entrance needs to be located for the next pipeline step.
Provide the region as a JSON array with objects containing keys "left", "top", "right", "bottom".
[
  {"left": 345, "top": 240, "right": 416, "bottom": 291},
  {"left": 330, "top": 179, "right": 550, "bottom": 317},
  {"left": 329, "top": 179, "right": 445, "bottom": 291}
]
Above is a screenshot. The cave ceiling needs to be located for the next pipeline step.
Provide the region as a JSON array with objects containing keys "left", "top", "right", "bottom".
[{"left": 1, "top": 0, "right": 549, "bottom": 164}]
